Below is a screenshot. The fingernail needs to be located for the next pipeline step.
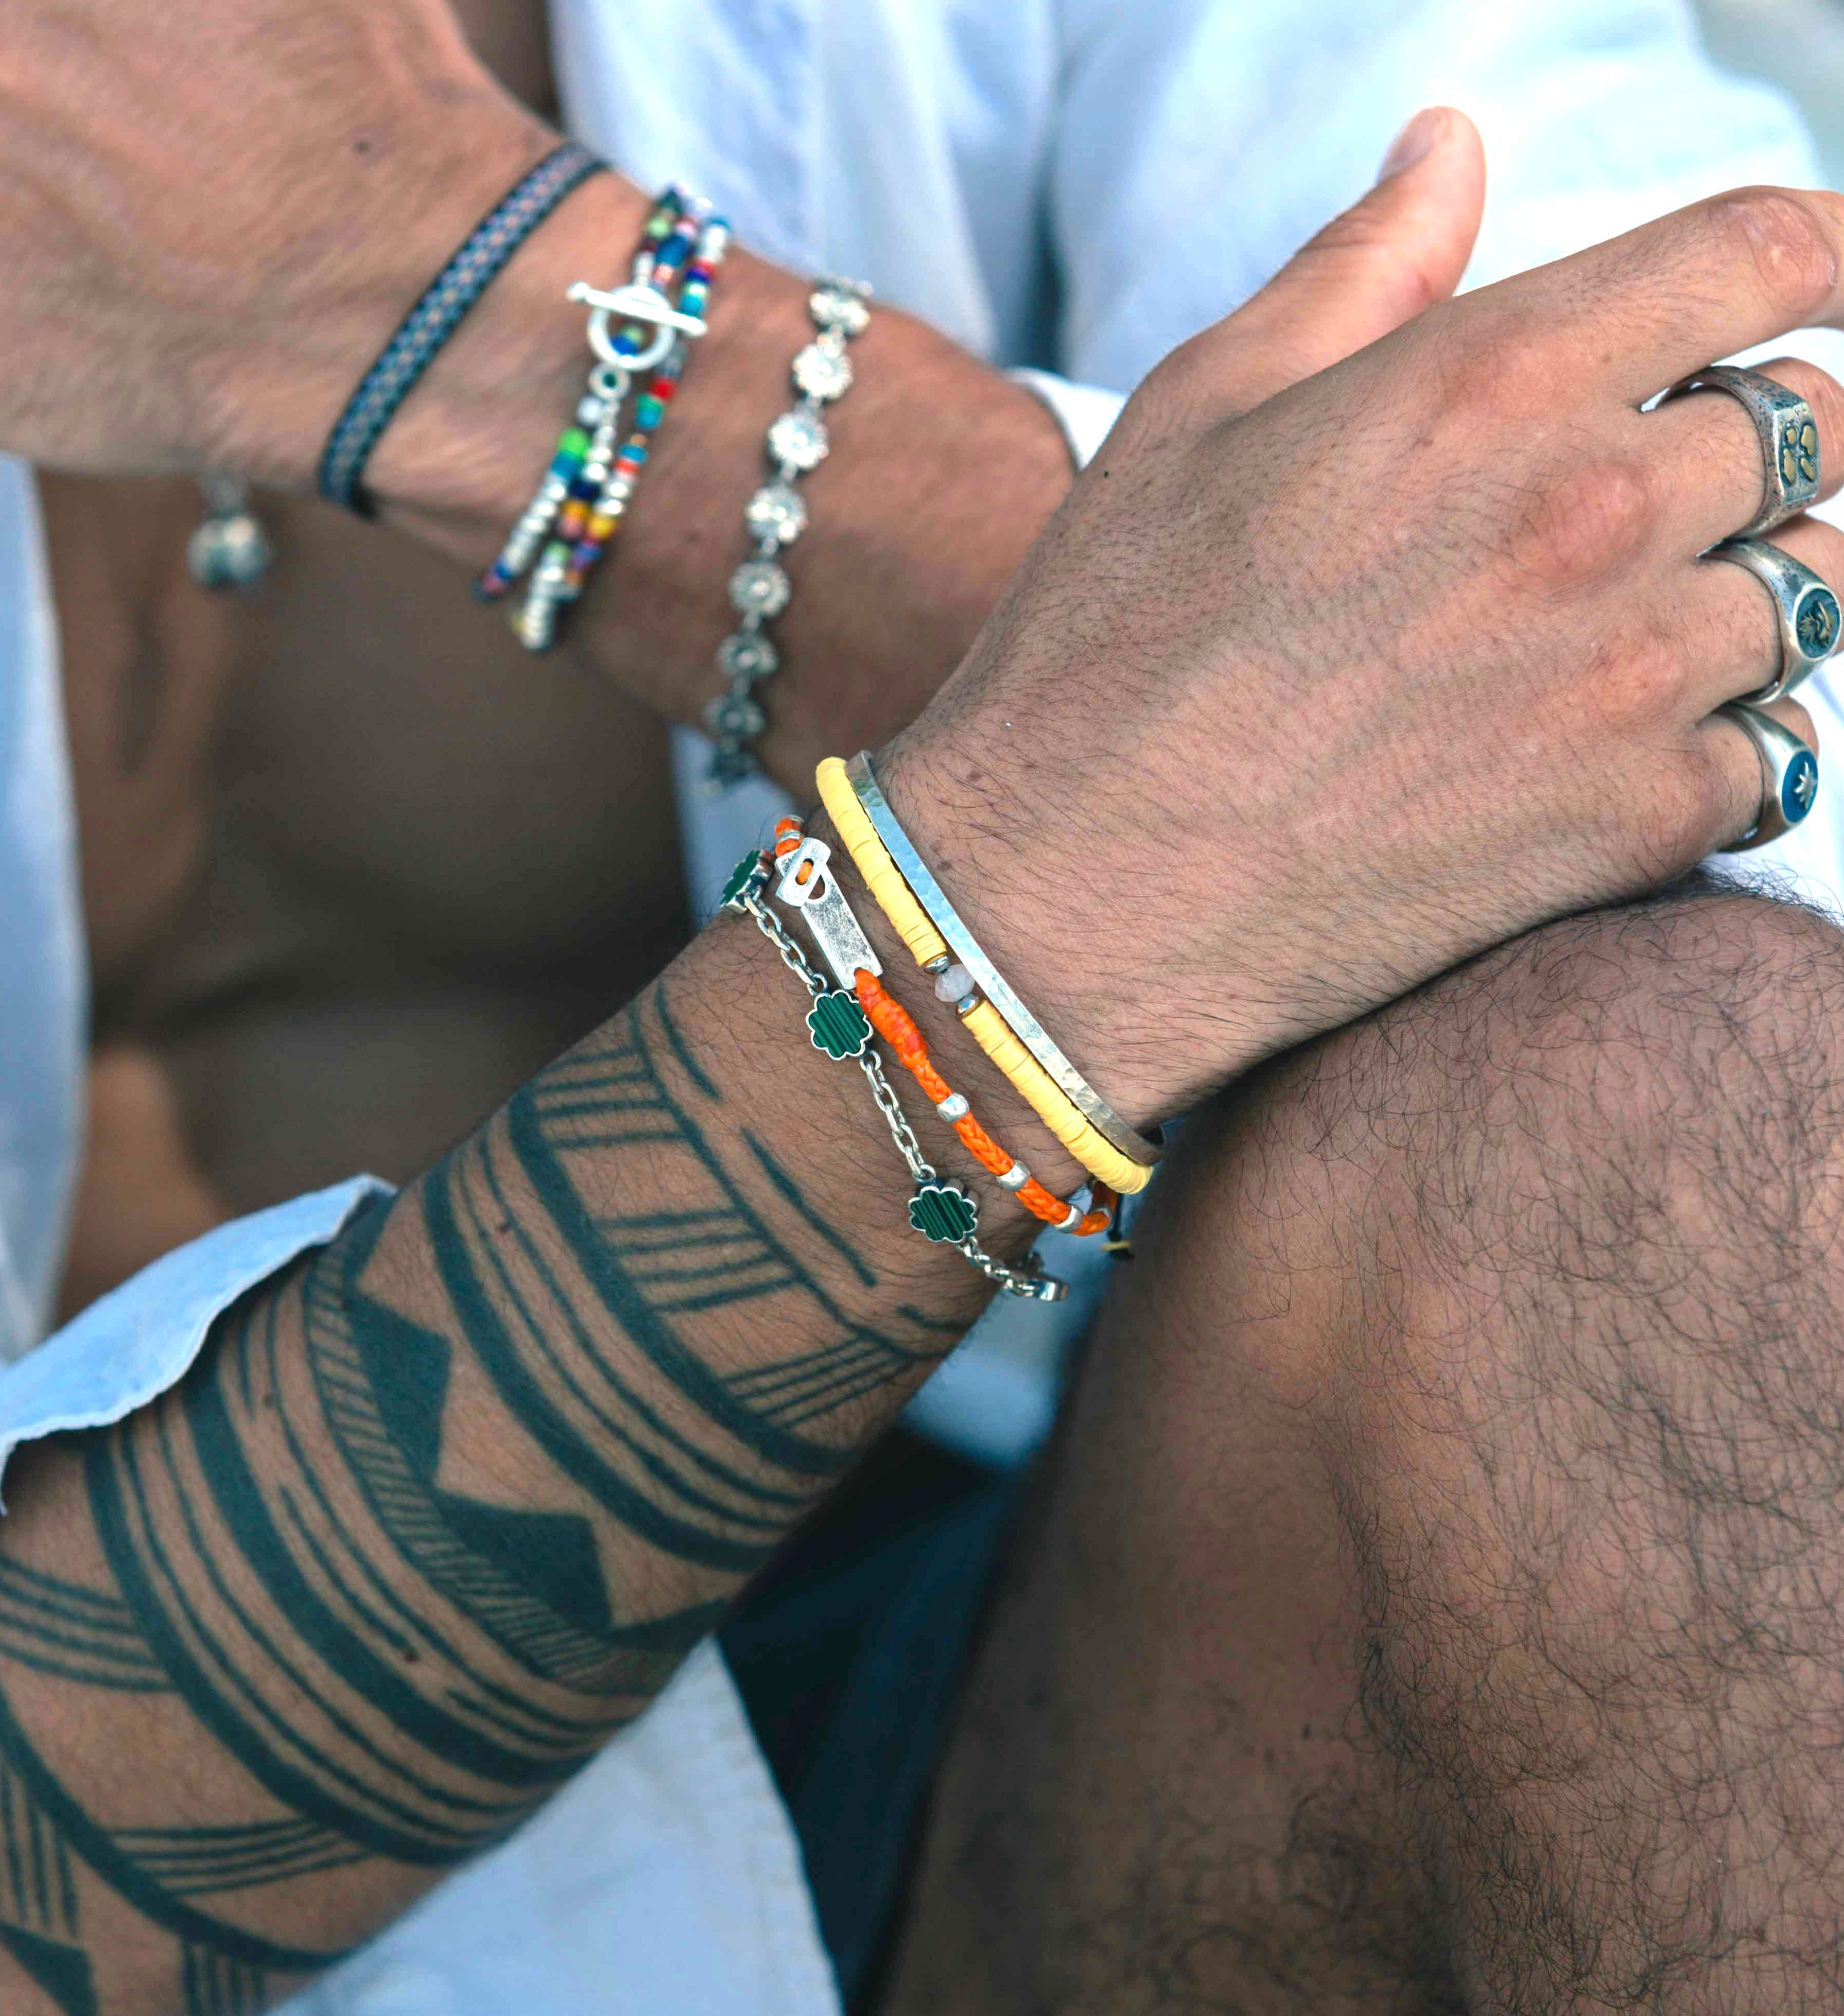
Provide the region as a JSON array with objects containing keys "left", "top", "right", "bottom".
[{"left": 1379, "top": 106, "right": 1447, "bottom": 181}]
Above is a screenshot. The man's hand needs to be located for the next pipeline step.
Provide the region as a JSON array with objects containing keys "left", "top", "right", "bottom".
[{"left": 885, "top": 129, "right": 1844, "bottom": 1123}]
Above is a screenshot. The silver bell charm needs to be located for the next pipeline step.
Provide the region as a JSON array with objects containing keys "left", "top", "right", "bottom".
[{"left": 187, "top": 475, "right": 273, "bottom": 592}]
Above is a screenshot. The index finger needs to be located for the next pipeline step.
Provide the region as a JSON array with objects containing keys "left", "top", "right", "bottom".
[{"left": 1454, "top": 186, "right": 1844, "bottom": 405}]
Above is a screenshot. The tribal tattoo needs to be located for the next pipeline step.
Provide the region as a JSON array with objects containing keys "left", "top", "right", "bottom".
[{"left": 0, "top": 978, "right": 967, "bottom": 2011}]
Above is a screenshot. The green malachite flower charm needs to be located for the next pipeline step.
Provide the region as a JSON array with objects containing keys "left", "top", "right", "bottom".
[
  {"left": 808, "top": 989, "right": 872, "bottom": 1059},
  {"left": 722, "top": 850, "right": 771, "bottom": 912},
  {"left": 909, "top": 1180, "right": 979, "bottom": 1244}
]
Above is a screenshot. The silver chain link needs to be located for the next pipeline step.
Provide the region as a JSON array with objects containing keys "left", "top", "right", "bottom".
[
  {"left": 742, "top": 892, "right": 826, "bottom": 998},
  {"left": 735, "top": 881, "right": 1066, "bottom": 1301}
]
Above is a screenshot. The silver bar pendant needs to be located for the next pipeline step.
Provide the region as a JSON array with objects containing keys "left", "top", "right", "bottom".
[{"left": 775, "top": 838, "right": 883, "bottom": 988}]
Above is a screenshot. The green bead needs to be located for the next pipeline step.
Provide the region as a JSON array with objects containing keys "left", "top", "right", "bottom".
[
  {"left": 721, "top": 850, "right": 769, "bottom": 912},
  {"left": 807, "top": 989, "right": 872, "bottom": 1059},
  {"left": 557, "top": 425, "right": 592, "bottom": 460},
  {"left": 909, "top": 1180, "right": 979, "bottom": 1245}
]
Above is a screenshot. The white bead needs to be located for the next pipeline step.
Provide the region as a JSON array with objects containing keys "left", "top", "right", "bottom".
[{"left": 933, "top": 964, "right": 975, "bottom": 1003}]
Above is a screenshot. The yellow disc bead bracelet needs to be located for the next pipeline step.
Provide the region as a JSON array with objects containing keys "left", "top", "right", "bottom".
[{"left": 814, "top": 756, "right": 1153, "bottom": 1195}]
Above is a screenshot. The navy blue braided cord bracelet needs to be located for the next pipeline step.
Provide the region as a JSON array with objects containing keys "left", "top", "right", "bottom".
[{"left": 317, "top": 139, "right": 606, "bottom": 515}]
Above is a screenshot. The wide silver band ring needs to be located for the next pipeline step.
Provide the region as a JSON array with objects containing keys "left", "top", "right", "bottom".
[
  {"left": 1717, "top": 700, "right": 1820, "bottom": 850},
  {"left": 1708, "top": 536, "right": 1842, "bottom": 703},
  {"left": 1661, "top": 363, "right": 1820, "bottom": 537}
]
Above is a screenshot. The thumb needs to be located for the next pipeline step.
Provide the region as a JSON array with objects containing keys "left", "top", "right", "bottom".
[{"left": 1189, "top": 106, "right": 1486, "bottom": 415}]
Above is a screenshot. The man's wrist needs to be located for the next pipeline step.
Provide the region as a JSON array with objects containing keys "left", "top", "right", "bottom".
[
  {"left": 198, "top": 96, "right": 571, "bottom": 494},
  {"left": 333, "top": 162, "right": 1072, "bottom": 791},
  {"left": 873, "top": 731, "right": 1191, "bottom": 1142},
  {"left": 802, "top": 800, "right": 1106, "bottom": 1219}
]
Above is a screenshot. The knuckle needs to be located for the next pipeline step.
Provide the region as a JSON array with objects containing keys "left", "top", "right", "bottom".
[
  {"left": 1430, "top": 311, "right": 1558, "bottom": 420},
  {"left": 1801, "top": 365, "right": 1844, "bottom": 447},
  {"left": 1577, "top": 628, "right": 1683, "bottom": 737},
  {"left": 1502, "top": 454, "right": 1659, "bottom": 596},
  {"left": 1695, "top": 188, "right": 1839, "bottom": 326},
  {"left": 1638, "top": 746, "right": 1728, "bottom": 868}
]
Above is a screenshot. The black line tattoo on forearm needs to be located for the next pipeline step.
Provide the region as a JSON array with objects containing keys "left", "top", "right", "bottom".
[{"left": 0, "top": 982, "right": 963, "bottom": 2008}]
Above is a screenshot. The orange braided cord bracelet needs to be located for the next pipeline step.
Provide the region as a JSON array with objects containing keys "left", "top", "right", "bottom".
[{"left": 856, "top": 969, "right": 1113, "bottom": 1238}]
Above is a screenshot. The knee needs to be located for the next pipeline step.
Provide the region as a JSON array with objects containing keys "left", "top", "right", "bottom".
[
  {"left": 1147, "top": 880, "right": 1844, "bottom": 1415},
  {"left": 1113, "top": 887, "right": 1844, "bottom": 2005}
]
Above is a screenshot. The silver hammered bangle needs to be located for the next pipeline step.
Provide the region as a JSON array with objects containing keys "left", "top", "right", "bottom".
[{"left": 703, "top": 277, "right": 873, "bottom": 789}]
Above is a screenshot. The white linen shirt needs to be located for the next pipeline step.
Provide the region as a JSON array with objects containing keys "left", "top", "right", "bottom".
[{"left": 1, "top": 5, "right": 1842, "bottom": 2012}]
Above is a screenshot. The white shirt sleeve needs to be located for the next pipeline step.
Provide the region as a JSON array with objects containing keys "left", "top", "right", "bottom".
[
  {"left": 0, "top": 1178, "right": 389, "bottom": 1496},
  {"left": 1044, "top": 0, "right": 1828, "bottom": 392}
]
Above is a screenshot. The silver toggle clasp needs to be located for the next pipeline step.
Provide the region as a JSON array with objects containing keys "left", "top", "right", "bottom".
[
  {"left": 776, "top": 838, "right": 883, "bottom": 989},
  {"left": 567, "top": 280, "right": 708, "bottom": 372}
]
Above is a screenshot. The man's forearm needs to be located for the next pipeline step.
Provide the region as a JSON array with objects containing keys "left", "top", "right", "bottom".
[
  {"left": 230, "top": 162, "right": 1073, "bottom": 794},
  {"left": 0, "top": 867, "right": 1059, "bottom": 2011}
]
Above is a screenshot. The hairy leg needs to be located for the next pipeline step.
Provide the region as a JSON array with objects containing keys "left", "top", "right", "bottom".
[{"left": 884, "top": 879, "right": 1844, "bottom": 2014}]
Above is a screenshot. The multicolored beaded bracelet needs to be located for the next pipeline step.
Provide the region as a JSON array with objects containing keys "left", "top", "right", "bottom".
[
  {"left": 771, "top": 819, "right": 1114, "bottom": 1237},
  {"left": 704, "top": 277, "right": 873, "bottom": 789},
  {"left": 722, "top": 847, "right": 1066, "bottom": 1303},
  {"left": 479, "top": 188, "right": 729, "bottom": 651},
  {"left": 476, "top": 186, "right": 683, "bottom": 604}
]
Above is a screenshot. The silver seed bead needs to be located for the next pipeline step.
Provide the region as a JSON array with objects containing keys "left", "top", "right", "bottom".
[
  {"left": 717, "top": 631, "right": 780, "bottom": 682},
  {"left": 792, "top": 341, "right": 853, "bottom": 402},
  {"left": 933, "top": 963, "right": 975, "bottom": 1004},
  {"left": 767, "top": 408, "right": 828, "bottom": 472},
  {"left": 729, "top": 559, "right": 792, "bottom": 619},
  {"left": 935, "top": 1093, "right": 970, "bottom": 1122},
  {"left": 745, "top": 482, "right": 809, "bottom": 545},
  {"left": 998, "top": 1161, "right": 1032, "bottom": 1192}
]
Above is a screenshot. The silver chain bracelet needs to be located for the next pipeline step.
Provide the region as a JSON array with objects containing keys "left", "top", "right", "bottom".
[
  {"left": 723, "top": 850, "right": 1067, "bottom": 1302},
  {"left": 704, "top": 277, "right": 873, "bottom": 790}
]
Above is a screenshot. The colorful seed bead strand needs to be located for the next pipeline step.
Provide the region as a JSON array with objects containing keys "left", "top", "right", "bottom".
[
  {"left": 721, "top": 849, "right": 1067, "bottom": 1303},
  {"left": 704, "top": 276, "right": 873, "bottom": 789},
  {"left": 477, "top": 187, "right": 685, "bottom": 605},
  {"left": 771, "top": 820, "right": 1114, "bottom": 1237},
  {"left": 480, "top": 190, "right": 729, "bottom": 651},
  {"left": 517, "top": 210, "right": 731, "bottom": 649}
]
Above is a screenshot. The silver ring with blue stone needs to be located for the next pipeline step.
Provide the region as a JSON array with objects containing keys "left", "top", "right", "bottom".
[
  {"left": 1662, "top": 364, "right": 1820, "bottom": 537},
  {"left": 1718, "top": 700, "right": 1820, "bottom": 850},
  {"left": 1710, "top": 536, "right": 1842, "bottom": 704}
]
